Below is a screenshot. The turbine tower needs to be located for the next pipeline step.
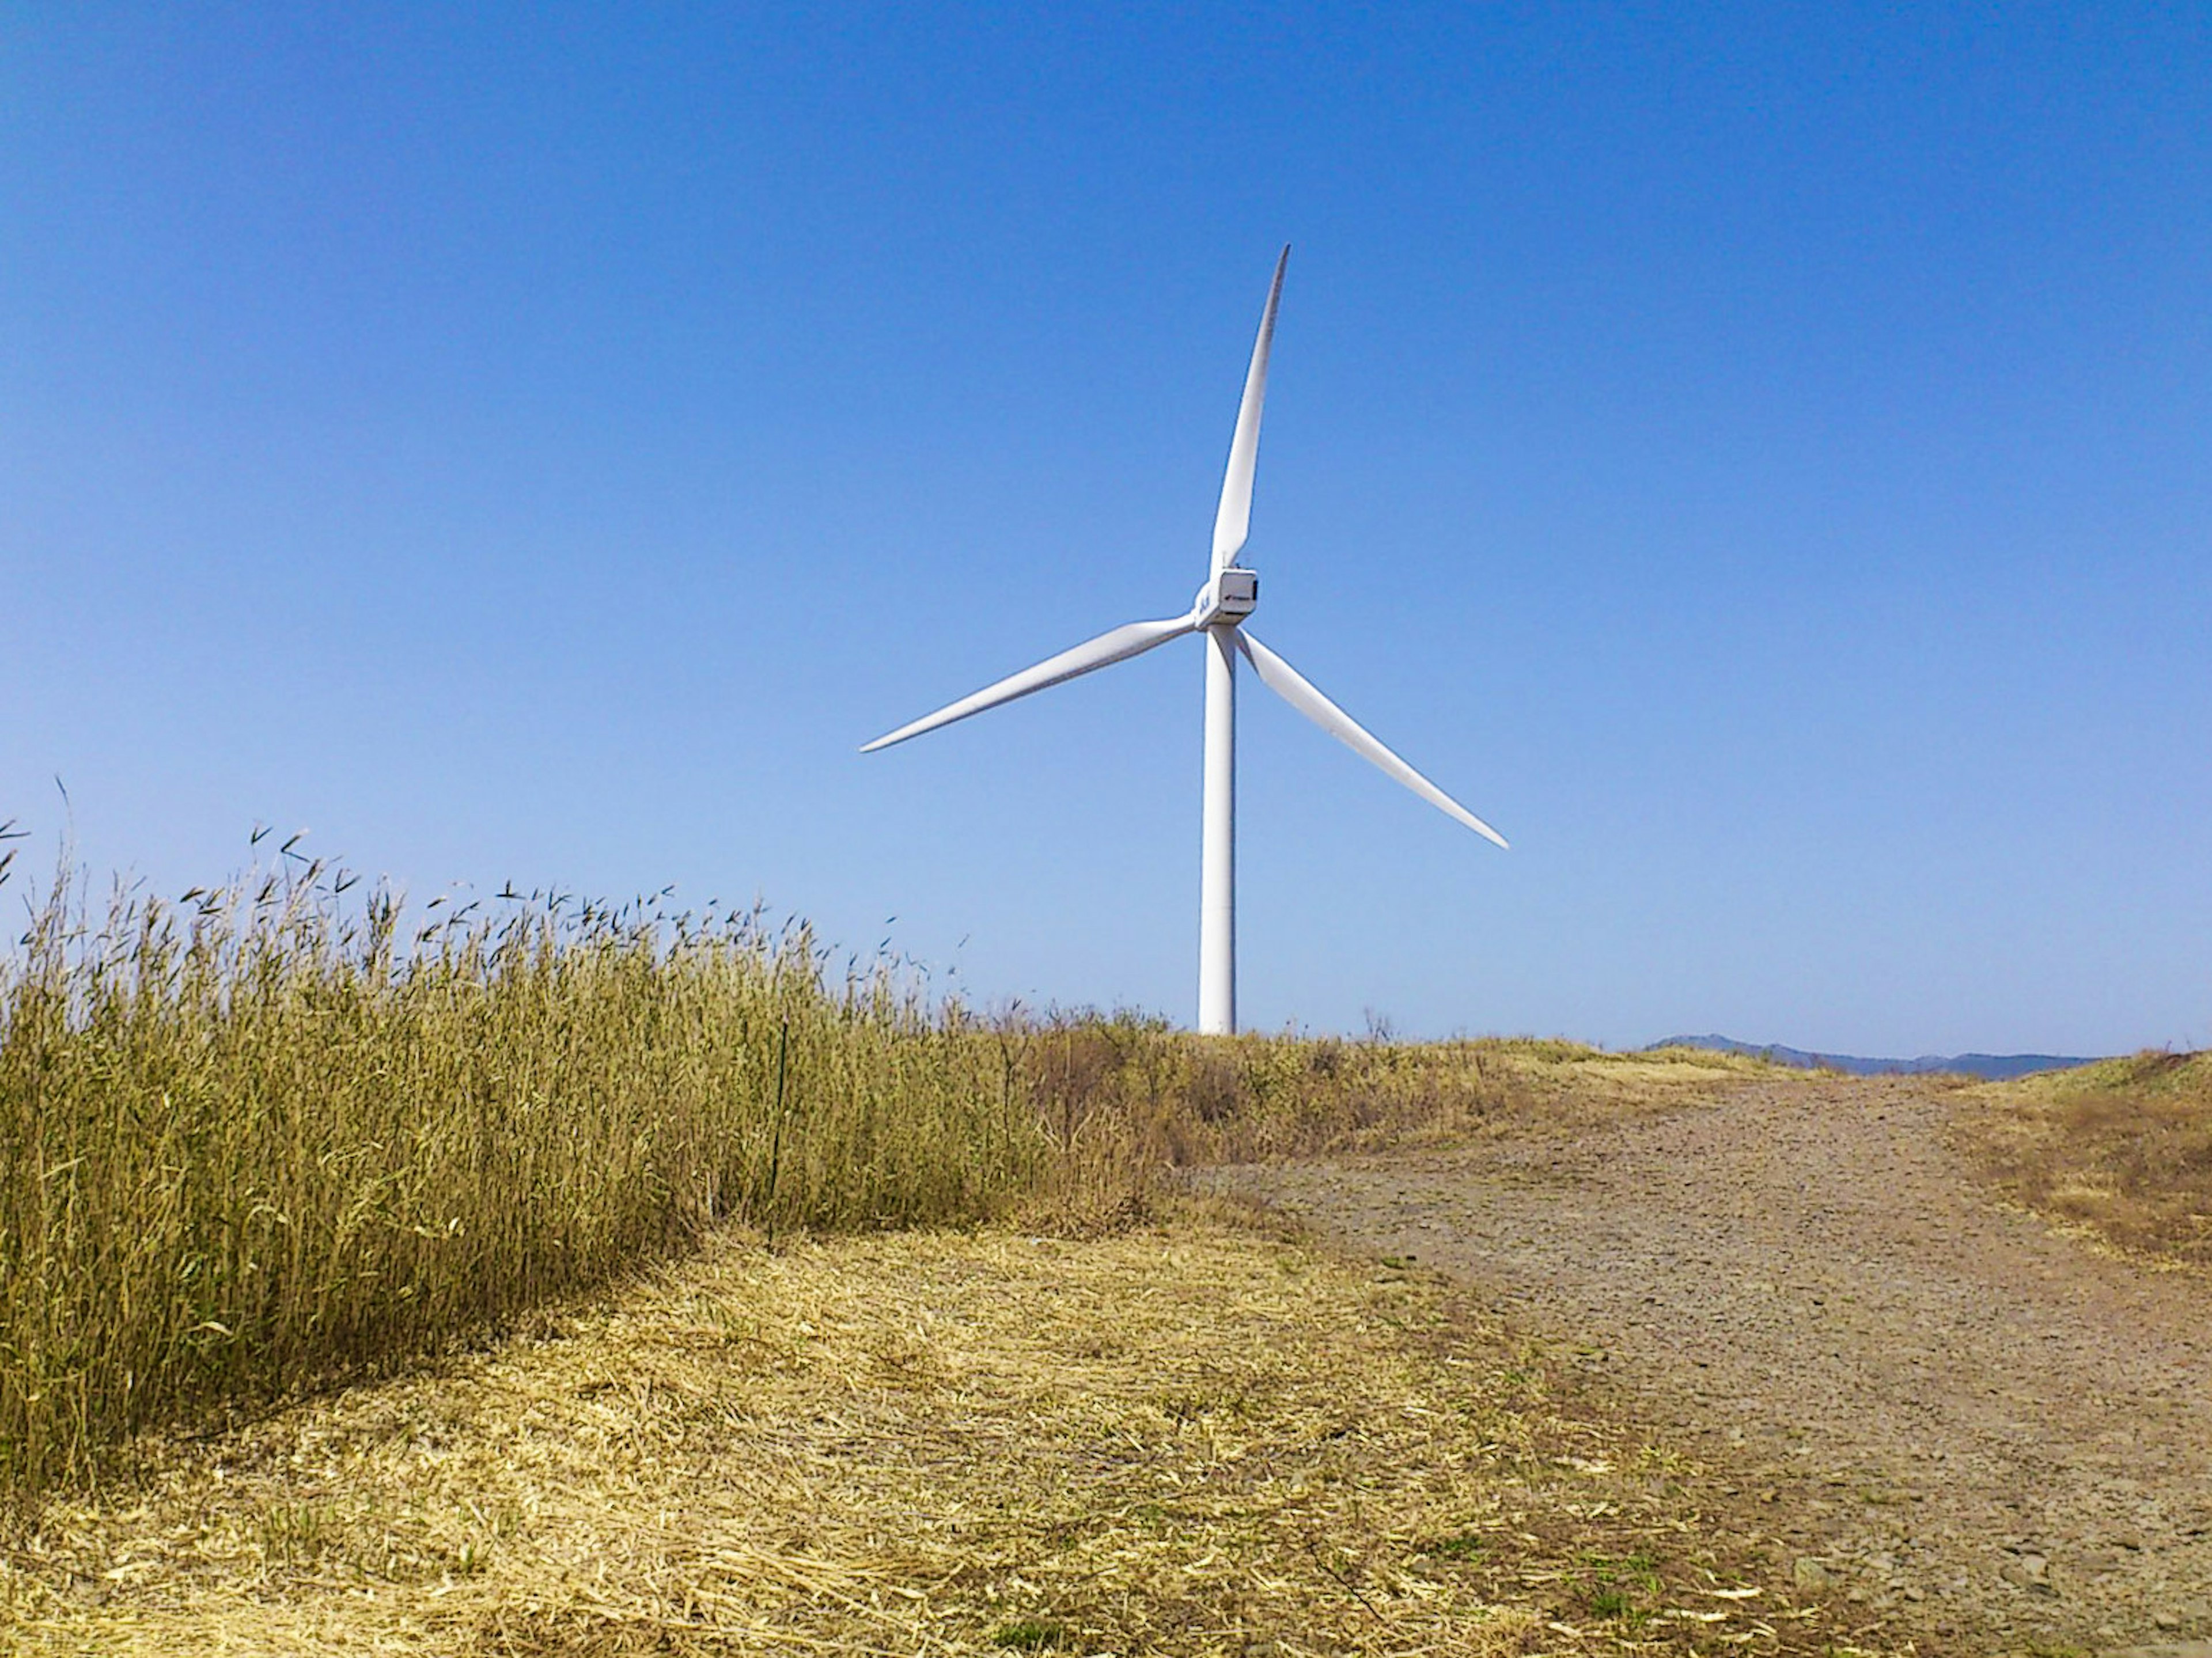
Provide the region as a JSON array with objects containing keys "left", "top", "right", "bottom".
[{"left": 863, "top": 249, "right": 1506, "bottom": 1034}]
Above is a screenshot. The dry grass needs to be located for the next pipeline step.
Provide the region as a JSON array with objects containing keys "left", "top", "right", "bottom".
[
  {"left": 0, "top": 1212, "right": 1896, "bottom": 1657},
  {"left": 1953, "top": 1051, "right": 2212, "bottom": 1268},
  {"left": 0, "top": 854, "right": 1049, "bottom": 1500},
  {"left": 0, "top": 843, "right": 1771, "bottom": 1504},
  {"left": 1022, "top": 1030, "right": 1775, "bottom": 1182}
]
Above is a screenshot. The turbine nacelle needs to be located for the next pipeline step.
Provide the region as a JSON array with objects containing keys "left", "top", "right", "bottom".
[{"left": 1191, "top": 567, "right": 1258, "bottom": 629}]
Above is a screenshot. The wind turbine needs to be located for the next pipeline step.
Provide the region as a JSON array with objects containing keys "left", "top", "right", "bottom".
[{"left": 863, "top": 248, "right": 1507, "bottom": 1034}]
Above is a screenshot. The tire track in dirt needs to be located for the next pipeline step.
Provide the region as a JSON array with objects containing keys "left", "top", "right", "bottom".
[{"left": 1205, "top": 1077, "right": 2212, "bottom": 1654}]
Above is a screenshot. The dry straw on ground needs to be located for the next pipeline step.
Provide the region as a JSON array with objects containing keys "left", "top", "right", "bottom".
[{"left": 1, "top": 1213, "right": 1897, "bottom": 1657}]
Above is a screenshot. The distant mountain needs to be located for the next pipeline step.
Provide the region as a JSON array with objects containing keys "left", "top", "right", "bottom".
[{"left": 1648, "top": 1034, "right": 2098, "bottom": 1082}]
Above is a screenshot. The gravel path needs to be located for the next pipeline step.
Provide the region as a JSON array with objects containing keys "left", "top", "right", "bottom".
[{"left": 1204, "top": 1077, "right": 2212, "bottom": 1655}]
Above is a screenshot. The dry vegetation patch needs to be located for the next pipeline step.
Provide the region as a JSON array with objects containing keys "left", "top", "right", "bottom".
[
  {"left": 1953, "top": 1052, "right": 2212, "bottom": 1269},
  {"left": 0, "top": 843, "right": 1770, "bottom": 1499},
  {"left": 1, "top": 1215, "right": 1886, "bottom": 1657}
]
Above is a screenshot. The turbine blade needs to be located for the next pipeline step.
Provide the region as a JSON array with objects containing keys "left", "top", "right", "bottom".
[
  {"left": 1211, "top": 245, "right": 1290, "bottom": 573},
  {"left": 1237, "top": 631, "right": 1508, "bottom": 848},
  {"left": 862, "top": 615, "right": 1196, "bottom": 752}
]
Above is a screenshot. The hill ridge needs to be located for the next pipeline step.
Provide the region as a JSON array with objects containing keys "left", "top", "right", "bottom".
[{"left": 1648, "top": 1034, "right": 2095, "bottom": 1081}]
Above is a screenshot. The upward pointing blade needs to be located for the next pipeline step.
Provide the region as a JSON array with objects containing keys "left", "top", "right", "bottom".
[
  {"left": 862, "top": 614, "right": 1196, "bottom": 752},
  {"left": 1211, "top": 246, "right": 1290, "bottom": 574},
  {"left": 1237, "top": 631, "right": 1509, "bottom": 848}
]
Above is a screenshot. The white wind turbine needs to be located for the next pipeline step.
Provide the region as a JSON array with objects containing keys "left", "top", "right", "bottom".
[{"left": 863, "top": 248, "right": 1507, "bottom": 1034}]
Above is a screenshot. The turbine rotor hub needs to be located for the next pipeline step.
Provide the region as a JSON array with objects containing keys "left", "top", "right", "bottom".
[{"left": 1192, "top": 566, "right": 1259, "bottom": 629}]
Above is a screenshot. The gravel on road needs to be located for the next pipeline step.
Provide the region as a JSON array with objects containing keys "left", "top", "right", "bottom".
[{"left": 1203, "top": 1077, "right": 2212, "bottom": 1655}]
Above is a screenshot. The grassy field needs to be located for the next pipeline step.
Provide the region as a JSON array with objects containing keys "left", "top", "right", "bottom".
[
  {"left": 1953, "top": 1050, "right": 2212, "bottom": 1269},
  {"left": 0, "top": 1211, "right": 1902, "bottom": 1657},
  {"left": 0, "top": 848, "right": 1768, "bottom": 1503},
  {"left": 30, "top": 840, "right": 2212, "bottom": 1652}
]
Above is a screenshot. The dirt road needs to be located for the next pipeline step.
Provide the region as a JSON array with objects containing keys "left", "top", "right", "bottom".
[{"left": 1205, "top": 1077, "right": 2212, "bottom": 1653}]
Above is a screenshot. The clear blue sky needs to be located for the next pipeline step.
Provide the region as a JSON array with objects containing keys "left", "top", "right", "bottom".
[{"left": 6, "top": 5, "right": 2208, "bottom": 1054}]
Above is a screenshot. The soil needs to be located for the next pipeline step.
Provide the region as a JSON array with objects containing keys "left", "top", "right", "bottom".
[{"left": 1202, "top": 1076, "right": 2212, "bottom": 1656}]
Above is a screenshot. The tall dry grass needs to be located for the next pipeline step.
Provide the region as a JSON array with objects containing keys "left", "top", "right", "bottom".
[
  {"left": 0, "top": 848, "right": 1054, "bottom": 1499},
  {"left": 0, "top": 836, "right": 1740, "bottom": 1503}
]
